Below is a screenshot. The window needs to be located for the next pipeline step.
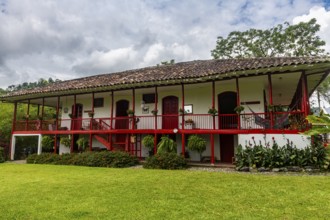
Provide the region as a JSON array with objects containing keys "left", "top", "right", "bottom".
[
  {"left": 142, "top": 93, "right": 155, "bottom": 104},
  {"left": 94, "top": 98, "right": 104, "bottom": 108}
]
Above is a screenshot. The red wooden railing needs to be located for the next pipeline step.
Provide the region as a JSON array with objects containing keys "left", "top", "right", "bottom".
[{"left": 13, "top": 111, "right": 307, "bottom": 132}]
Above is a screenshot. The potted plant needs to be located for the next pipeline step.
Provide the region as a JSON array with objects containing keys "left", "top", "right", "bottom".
[
  {"left": 76, "top": 136, "right": 89, "bottom": 152},
  {"left": 184, "top": 118, "right": 195, "bottom": 129},
  {"left": 267, "top": 104, "right": 275, "bottom": 112},
  {"left": 151, "top": 109, "right": 158, "bottom": 116},
  {"left": 187, "top": 134, "right": 207, "bottom": 161},
  {"left": 41, "top": 135, "right": 54, "bottom": 152},
  {"left": 142, "top": 135, "right": 155, "bottom": 156},
  {"left": 68, "top": 113, "right": 73, "bottom": 118},
  {"left": 88, "top": 112, "right": 94, "bottom": 117},
  {"left": 208, "top": 107, "right": 218, "bottom": 116},
  {"left": 157, "top": 136, "right": 177, "bottom": 154},
  {"left": 60, "top": 136, "right": 71, "bottom": 148},
  {"left": 234, "top": 105, "right": 245, "bottom": 114},
  {"left": 127, "top": 109, "right": 134, "bottom": 116}
]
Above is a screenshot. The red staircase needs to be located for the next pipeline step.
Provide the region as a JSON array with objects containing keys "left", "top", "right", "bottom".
[{"left": 94, "top": 134, "right": 141, "bottom": 158}]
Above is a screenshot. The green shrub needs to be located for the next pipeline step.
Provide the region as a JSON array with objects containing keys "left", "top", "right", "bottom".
[
  {"left": 143, "top": 152, "right": 188, "bottom": 170},
  {"left": 26, "top": 151, "right": 139, "bottom": 168},
  {"left": 41, "top": 135, "right": 54, "bottom": 152},
  {"left": 187, "top": 135, "right": 207, "bottom": 161},
  {"left": 235, "top": 137, "right": 329, "bottom": 170},
  {"left": 142, "top": 135, "right": 154, "bottom": 150},
  {"left": 0, "top": 147, "right": 5, "bottom": 163},
  {"left": 157, "top": 136, "right": 177, "bottom": 153}
]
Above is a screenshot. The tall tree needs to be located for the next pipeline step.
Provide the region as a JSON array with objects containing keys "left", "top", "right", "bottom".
[{"left": 211, "top": 18, "right": 327, "bottom": 59}]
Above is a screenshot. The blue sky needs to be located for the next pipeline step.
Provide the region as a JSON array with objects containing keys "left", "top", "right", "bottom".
[{"left": 0, "top": 0, "right": 330, "bottom": 88}]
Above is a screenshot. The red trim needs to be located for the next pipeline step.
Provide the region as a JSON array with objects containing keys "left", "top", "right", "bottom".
[
  {"left": 212, "top": 81, "right": 215, "bottom": 130},
  {"left": 56, "top": 96, "right": 60, "bottom": 130},
  {"left": 154, "top": 86, "right": 158, "bottom": 153},
  {"left": 110, "top": 91, "right": 114, "bottom": 150},
  {"left": 210, "top": 134, "right": 214, "bottom": 164},
  {"left": 9, "top": 102, "right": 17, "bottom": 159},
  {"left": 54, "top": 134, "right": 57, "bottom": 154},
  {"left": 236, "top": 78, "right": 240, "bottom": 130},
  {"left": 181, "top": 84, "right": 185, "bottom": 154},
  {"left": 132, "top": 88, "right": 135, "bottom": 130},
  {"left": 302, "top": 71, "right": 309, "bottom": 116},
  {"left": 268, "top": 74, "right": 273, "bottom": 128}
]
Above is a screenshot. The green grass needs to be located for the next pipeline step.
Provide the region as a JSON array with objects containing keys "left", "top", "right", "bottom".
[{"left": 0, "top": 164, "right": 329, "bottom": 220}]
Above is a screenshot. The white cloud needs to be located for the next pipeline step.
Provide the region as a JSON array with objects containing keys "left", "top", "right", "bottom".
[
  {"left": 0, "top": 0, "right": 329, "bottom": 88},
  {"left": 293, "top": 6, "right": 330, "bottom": 52}
]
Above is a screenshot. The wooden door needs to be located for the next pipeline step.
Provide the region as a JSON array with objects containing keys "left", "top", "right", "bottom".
[
  {"left": 162, "top": 96, "right": 178, "bottom": 129},
  {"left": 219, "top": 134, "right": 234, "bottom": 163},
  {"left": 72, "top": 104, "right": 83, "bottom": 130},
  {"left": 115, "top": 100, "right": 129, "bottom": 129},
  {"left": 218, "top": 92, "right": 237, "bottom": 129},
  {"left": 115, "top": 100, "right": 129, "bottom": 145}
]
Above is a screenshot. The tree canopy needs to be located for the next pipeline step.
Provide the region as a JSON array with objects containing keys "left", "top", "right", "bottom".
[
  {"left": 6, "top": 77, "right": 60, "bottom": 92},
  {"left": 211, "top": 18, "right": 327, "bottom": 59}
]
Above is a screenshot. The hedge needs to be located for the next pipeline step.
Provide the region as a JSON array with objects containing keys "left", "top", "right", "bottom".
[
  {"left": 27, "top": 151, "right": 139, "bottom": 168},
  {"left": 143, "top": 152, "right": 188, "bottom": 170}
]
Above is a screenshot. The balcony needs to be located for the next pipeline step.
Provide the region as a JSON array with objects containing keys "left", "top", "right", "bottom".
[{"left": 13, "top": 111, "right": 307, "bottom": 132}]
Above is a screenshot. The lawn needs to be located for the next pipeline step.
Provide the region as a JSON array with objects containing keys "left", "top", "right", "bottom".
[{"left": 0, "top": 164, "right": 329, "bottom": 220}]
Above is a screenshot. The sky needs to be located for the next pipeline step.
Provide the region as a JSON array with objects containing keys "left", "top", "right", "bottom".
[{"left": 0, "top": 0, "right": 330, "bottom": 89}]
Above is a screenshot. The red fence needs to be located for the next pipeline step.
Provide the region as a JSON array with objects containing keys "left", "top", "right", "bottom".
[{"left": 13, "top": 112, "right": 306, "bottom": 132}]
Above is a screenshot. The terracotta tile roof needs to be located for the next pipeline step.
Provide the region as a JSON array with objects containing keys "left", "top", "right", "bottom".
[{"left": 2, "top": 56, "right": 330, "bottom": 100}]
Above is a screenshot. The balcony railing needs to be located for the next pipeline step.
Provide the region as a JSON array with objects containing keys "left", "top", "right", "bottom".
[{"left": 13, "top": 111, "right": 307, "bottom": 132}]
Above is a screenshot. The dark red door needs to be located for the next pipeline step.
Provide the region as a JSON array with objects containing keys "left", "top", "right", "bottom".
[
  {"left": 72, "top": 104, "right": 83, "bottom": 130},
  {"left": 115, "top": 100, "right": 129, "bottom": 146},
  {"left": 218, "top": 92, "right": 237, "bottom": 129},
  {"left": 162, "top": 96, "right": 178, "bottom": 129},
  {"left": 220, "top": 134, "right": 234, "bottom": 163}
]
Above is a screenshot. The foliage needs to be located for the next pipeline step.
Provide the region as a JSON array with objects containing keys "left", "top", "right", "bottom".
[
  {"left": 157, "top": 136, "right": 177, "bottom": 153},
  {"left": 60, "top": 136, "right": 71, "bottom": 148},
  {"left": 207, "top": 107, "right": 218, "bottom": 116},
  {"left": 6, "top": 77, "right": 60, "bottom": 92},
  {"left": 157, "top": 59, "right": 175, "bottom": 66},
  {"left": 142, "top": 135, "right": 154, "bottom": 150},
  {"left": 211, "top": 18, "right": 327, "bottom": 59},
  {"left": 187, "top": 135, "right": 207, "bottom": 161},
  {"left": 235, "top": 137, "right": 329, "bottom": 170},
  {"left": 41, "top": 135, "right": 54, "bottom": 152},
  {"left": 26, "top": 151, "right": 139, "bottom": 168},
  {"left": 0, "top": 147, "right": 5, "bottom": 163},
  {"left": 305, "top": 112, "right": 330, "bottom": 136},
  {"left": 234, "top": 105, "right": 245, "bottom": 114},
  {"left": 126, "top": 109, "right": 134, "bottom": 115},
  {"left": 76, "top": 136, "right": 89, "bottom": 151},
  {"left": 143, "top": 152, "right": 187, "bottom": 170}
]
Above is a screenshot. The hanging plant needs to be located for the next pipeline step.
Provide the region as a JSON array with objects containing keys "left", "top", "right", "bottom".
[
  {"left": 157, "top": 136, "right": 177, "bottom": 154},
  {"left": 151, "top": 109, "right": 158, "bottom": 116},
  {"left": 142, "top": 135, "right": 154, "bottom": 150},
  {"left": 76, "top": 136, "right": 89, "bottom": 152},
  {"left": 60, "top": 136, "right": 71, "bottom": 148},
  {"left": 234, "top": 105, "right": 245, "bottom": 114},
  {"left": 68, "top": 113, "right": 73, "bottom": 118},
  {"left": 179, "top": 108, "right": 185, "bottom": 115},
  {"left": 127, "top": 109, "right": 134, "bottom": 116},
  {"left": 208, "top": 107, "right": 218, "bottom": 116},
  {"left": 88, "top": 112, "right": 94, "bottom": 117},
  {"left": 187, "top": 135, "right": 207, "bottom": 161}
]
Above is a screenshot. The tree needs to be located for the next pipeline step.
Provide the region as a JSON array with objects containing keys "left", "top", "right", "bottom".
[{"left": 211, "top": 18, "right": 327, "bottom": 59}]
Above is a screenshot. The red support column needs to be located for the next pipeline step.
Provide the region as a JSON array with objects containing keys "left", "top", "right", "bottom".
[
  {"left": 54, "top": 135, "right": 57, "bottom": 154},
  {"left": 25, "top": 100, "right": 30, "bottom": 131},
  {"left": 90, "top": 93, "right": 94, "bottom": 131},
  {"left": 154, "top": 86, "right": 158, "bottom": 154},
  {"left": 268, "top": 74, "right": 273, "bottom": 128},
  {"left": 110, "top": 91, "right": 114, "bottom": 150},
  {"left": 70, "top": 134, "right": 74, "bottom": 153},
  {"left": 41, "top": 98, "right": 45, "bottom": 130},
  {"left": 90, "top": 92, "right": 94, "bottom": 151},
  {"left": 210, "top": 134, "right": 215, "bottom": 165},
  {"left": 56, "top": 96, "right": 60, "bottom": 130},
  {"left": 132, "top": 88, "right": 135, "bottom": 130},
  {"left": 212, "top": 81, "right": 216, "bottom": 130},
  {"left": 236, "top": 78, "right": 240, "bottom": 130},
  {"left": 302, "top": 71, "right": 309, "bottom": 117},
  {"left": 181, "top": 83, "right": 185, "bottom": 155},
  {"left": 9, "top": 102, "right": 17, "bottom": 159}
]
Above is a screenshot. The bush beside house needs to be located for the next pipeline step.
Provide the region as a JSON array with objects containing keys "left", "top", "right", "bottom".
[
  {"left": 235, "top": 136, "right": 329, "bottom": 172},
  {"left": 27, "top": 151, "right": 139, "bottom": 168}
]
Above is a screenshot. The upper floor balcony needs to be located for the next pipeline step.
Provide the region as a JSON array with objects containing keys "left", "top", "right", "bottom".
[{"left": 13, "top": 111, "right": 308, "bottom": 133}]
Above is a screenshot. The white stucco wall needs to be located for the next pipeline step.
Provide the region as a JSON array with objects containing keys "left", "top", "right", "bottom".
[{"left": 238, "top": 134, "right": 311, "bottom": 149}]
